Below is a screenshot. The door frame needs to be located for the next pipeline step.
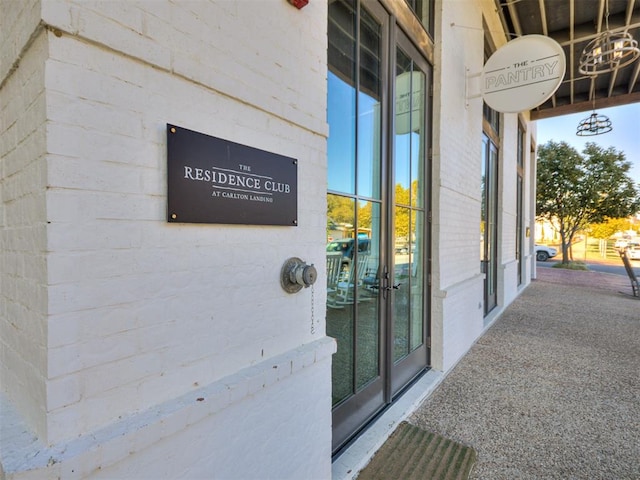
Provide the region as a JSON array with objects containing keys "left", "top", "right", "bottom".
[
  {"left": 328, "top": 0, "right": 432, "bottom": 455},
  {"left": 386, "top": 27, "right": 432, "bottom": 399}
]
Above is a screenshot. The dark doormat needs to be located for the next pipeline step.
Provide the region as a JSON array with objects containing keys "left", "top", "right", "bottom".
[{"left": 356, "top": 422, "right": 477, "bottom": 480}]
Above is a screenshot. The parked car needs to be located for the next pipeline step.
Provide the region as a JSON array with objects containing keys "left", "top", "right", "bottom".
[
  {"left": 535, "top": 244, "right": 557, "bottom": 262},
  {"left": 626, "top": 243, "right": 640, "bottom": 260},
  {"left": 395, "top": 243, "right": 416, "bottom": 254},
  {"left": 326, "top": 238, "right": 370, "bottom": 266},
  {"left": 614, "top": 236, "right": 632, "bottom": 249}
]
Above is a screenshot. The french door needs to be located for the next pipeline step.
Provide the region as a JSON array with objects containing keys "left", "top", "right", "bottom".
[
  {"left": 481, "top": 133, "right": 498, "bottom": 314},
  {"left": 326, "top": 0, "right": 431, "bottom": 454}
]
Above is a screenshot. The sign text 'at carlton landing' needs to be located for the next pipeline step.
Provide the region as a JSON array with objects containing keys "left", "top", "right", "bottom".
[{"left": 167, "top": 124, "right": 297, "bottom": 226}]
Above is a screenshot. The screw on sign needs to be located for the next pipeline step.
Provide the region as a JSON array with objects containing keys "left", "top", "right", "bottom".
[{"left": 288, "top": 0, "right": 308, "bottom": 9}]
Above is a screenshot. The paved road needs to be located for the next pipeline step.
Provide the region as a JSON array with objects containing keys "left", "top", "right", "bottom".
[{"left": 536, "top": 259, "right": 637, "bottom": 276}]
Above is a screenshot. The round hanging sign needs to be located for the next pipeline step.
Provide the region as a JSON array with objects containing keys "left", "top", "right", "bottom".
[{"left": 482, "top": 35, "right": 566, "bottom": 113}]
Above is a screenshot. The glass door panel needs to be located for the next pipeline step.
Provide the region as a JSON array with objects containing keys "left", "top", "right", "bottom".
[
  {"left": 410, "top": 210, "right": 425, "bottom": 351},
  {"left": 327, "top": 0, "right": 386, "bottom": 453},
  {"left": 327, "top": 0, "right": 430, "bottom": 452},
  {"left": 357, "top": 7, "right": 383, "bottom": 200},
  {"left": 327, "top": 194, "right": 356, "bottom": 406},
  {"left": 390, "top": 39, "right": 428, "bottom": 396},
  {"left": 356, "top": 200, "right": 381, "bottom": 389},
  {"left": 487, "top": 143, "right": 498, "bottom": 311},
  {"left": 393, "top": 205, "right": 411, "bottom": 362},
  {"left": 326, "top": 197, "right": 381, "bottom": 402},
  {"left": 516, "top": 175, "right": 523, "bottom": 285},
  {"left": 392, "top": 208, "right": 425, "bottom": 359},
  {"left": 327, "top": 0, "right": 357, "bottom": 195},
  {"left": 481, "top": 134, "right": 498, "bottom": 314}
]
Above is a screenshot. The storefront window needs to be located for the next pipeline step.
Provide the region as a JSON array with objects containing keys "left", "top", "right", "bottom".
[
  {"left": 481, "top": 124, "right": 499, "bottom": 314},
  {"left": 328, "top": 0, "right": 432, "bottom": 453},
  {"left": 405, "top": 0, "right": 434, "bottom": 35}
]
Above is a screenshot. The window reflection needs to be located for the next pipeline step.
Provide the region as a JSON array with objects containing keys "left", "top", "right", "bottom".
[
  {"left": 326, "top": 195, "right": 381, "bottom": 404},
  {"left": 481, "top": 131, "right": 499, "bottom": 313},
  {"left": 326, "top": 0, "right": 383, "bottom": 407},
  {"left": 404, "top": 0, "right": 433, "bottom": 34},
  {"left": 393, "top": 46, "right": 426, "bottom": 362}
]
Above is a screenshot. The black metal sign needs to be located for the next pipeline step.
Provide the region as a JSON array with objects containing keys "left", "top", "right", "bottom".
[{"left": 167, "top": 124, "right": 297, "bottom": 225}]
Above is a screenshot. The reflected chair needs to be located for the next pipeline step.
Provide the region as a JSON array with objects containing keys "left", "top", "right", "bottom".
[
  {"left": 329, "top": 254, "right": 370, "bottom": 308},
  {"left": 326, "top": 252, "right": 343, "bottom": 302}
]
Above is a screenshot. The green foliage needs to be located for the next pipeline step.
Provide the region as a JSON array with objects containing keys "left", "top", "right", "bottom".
[
  {"left": 358, "top": 201, "right": 372, "bottom": 228},
  {"left": 551, "top": 261, "right": 589, "bottom": 271},
  {"left": 327, "top": 194, "right": 354, "bottom": 226},
  {"left": 588, "top": 218, "right": 636, "bottom": 240},
  {"left": 395, "top": 184, "right": 410, "bottom": 238},
  {"left": 536, "top": 140, "right": 640, "bottom": 263}
]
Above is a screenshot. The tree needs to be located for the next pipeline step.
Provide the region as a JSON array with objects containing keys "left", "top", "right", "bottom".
[
  {"left": 589, "top": 217, "right": 635, "bottom": 241},
  {"left": 327, "top": 194, "right": 354, "bottom": 226},
  {"left": 536, "top": 141, "right": 640, "bottom": 263},
  {"left": 395, "top": 184, "right": 410, "bottom": 239}
]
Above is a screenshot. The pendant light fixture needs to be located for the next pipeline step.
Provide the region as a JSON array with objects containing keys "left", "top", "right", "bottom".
[
  {"left": 576, "top": 93, "right": 613, "bottom": 137},
  {"left": 578, "top": 0, "right": 640, "bottom": 76},
  {"left": 576, "top": 111, "right": 613, "bottom": 136}
]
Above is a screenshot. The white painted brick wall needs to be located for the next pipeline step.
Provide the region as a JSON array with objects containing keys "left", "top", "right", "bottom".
[
  {"left": 1, "top": 25, "right": 49, "bottom": 441},
  {"left": 431, "top": 0, "right": 535, "bottom": 372},
  {"left": 0, "top": 0, "right": 41, "bottom": 82},
  {"left": 40, "top": 0, "right": 328, "bottom": 136},
  {"left": 430, "top": 0, "right": 484, "bottom": 371},
  {"left": 433, "top": 0, "right": 484, "bottom": 288},
  {"left": 3, "top": 3, "right": 332, "bottom": 477},
  {"left": 1, "top": 338, "right": 335, "bottom": 479},
  {"left": 93, "top": 353, "right": 334, "bottom": 480},
  {"left": 2, "top": 0, "right": 540, "bottom": 475},
  {"left": 500, "top": 113, "right": 518, "bottom": 266},
  {"left": 38, "top": 0, "right": 329, "bottom": 444},
  {"left": 441, "top": 279, "right": 485, "bottom": 372}
]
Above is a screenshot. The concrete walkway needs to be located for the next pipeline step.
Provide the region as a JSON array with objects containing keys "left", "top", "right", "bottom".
[{"left": 410, "top": 267, "right": 640, "bottom": 479}]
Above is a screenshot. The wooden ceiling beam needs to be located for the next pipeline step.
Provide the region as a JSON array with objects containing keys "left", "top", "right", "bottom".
[
  {"left": 625, "top": 0, "right": 636, "bottom": 30},
  {"left": 539, "top": 0, "right": 549, "bottom": 36},
  {"left": 597, "top": 0, "right": 605, "bottom": 33},
  {"left": 569, "top": 0, "right": 575, "bottom": 104},
  {"left": 607, "top": 68, "right": 620, "bottom": 98},
  {"left": 552, "top": 14, "right": 640, "bottom": 46},
  {"left": 531, "top": 91, "right": 640, "bottom": 120},
  {"left": 499, "top": 1, "right": 640, "bottom": 121},
  {"left": 506, "top": 0, "right": 523, "bottom": 36},
  {"left": 629, "top": 60, "right": 640, "bottom": 93}
]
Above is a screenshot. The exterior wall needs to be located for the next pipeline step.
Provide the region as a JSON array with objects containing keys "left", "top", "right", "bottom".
[
  {"left": 431, "top": 0, "right": 535, "bottom": 371},
  {"left": 2, "top": 338, "right": 334, "bottom": 480},
  {"left": 499, "top": 113, "right": 519, "bottom": 306},
  {"left": 523, "top": 122, "right": 537, "bottom": 285},
  {"left": 497, "top": 112, "right": 536, "bottom": 307},
  {"left": 0, "top": 1, "right": 49, "bottom": 440},
  {"left": 1, "top": 0, "right": 333, "bottom": 478},
  {"left": 431, "top": 0, "right": 485, "bottom": 371},
  {"left": 91, "top": 351, "right": 333, "bottom": 480},
  {"left": 1, "top": 0, "right": 540, "bottom": 477}
]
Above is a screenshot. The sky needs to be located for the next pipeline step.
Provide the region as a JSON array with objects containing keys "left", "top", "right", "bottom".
[{"left": 536, "top": 103, "right": 640, "bottom": 186}]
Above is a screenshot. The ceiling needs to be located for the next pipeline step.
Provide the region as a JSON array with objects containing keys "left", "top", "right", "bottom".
[{"left": 495, "top": 0, "right": 640, "bottom": 119}]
